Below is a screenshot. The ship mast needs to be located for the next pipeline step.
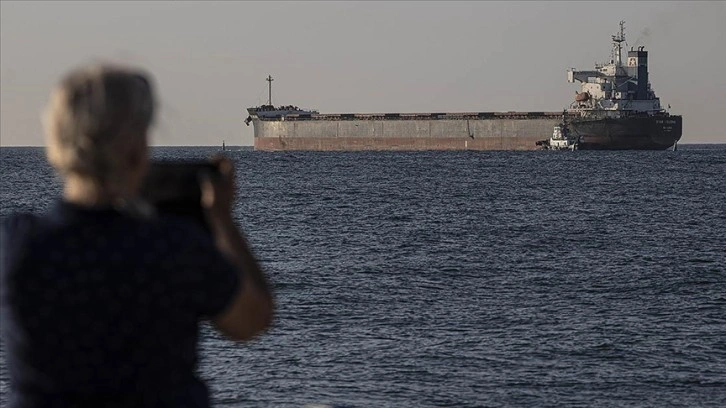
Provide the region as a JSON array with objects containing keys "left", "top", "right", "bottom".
[
  {"left": 266, "top": 75, "right": 274, "bottom": 106},
  {"left": 611, "top": 20, "right": 626, "bottom": 66}
]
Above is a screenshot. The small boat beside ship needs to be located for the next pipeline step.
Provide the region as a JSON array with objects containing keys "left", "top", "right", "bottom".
[{"left": 537, "top": 119, "right": 580, "bottom": 151}]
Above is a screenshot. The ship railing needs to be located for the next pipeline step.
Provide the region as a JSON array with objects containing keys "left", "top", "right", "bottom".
[{"left": 255, "top": 111, "right": 566, "bottom": 121}]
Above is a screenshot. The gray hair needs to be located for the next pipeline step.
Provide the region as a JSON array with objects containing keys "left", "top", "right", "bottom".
[{"left": 44, "top": 63, "right": 155, "bottom": 187}]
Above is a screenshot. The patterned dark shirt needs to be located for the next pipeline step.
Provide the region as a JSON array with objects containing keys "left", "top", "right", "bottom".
[{"left": 0, "top": 200, "right": 240, "bottom": 407}]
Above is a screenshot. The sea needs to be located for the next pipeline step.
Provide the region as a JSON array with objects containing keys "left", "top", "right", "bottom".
[{"left": 1, "top": 145, "right": 725, "bottom": 407}]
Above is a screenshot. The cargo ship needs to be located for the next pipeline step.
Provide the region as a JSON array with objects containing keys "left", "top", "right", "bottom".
[{"left": 245, "top": 21, "right": 682, "bottom": 151}]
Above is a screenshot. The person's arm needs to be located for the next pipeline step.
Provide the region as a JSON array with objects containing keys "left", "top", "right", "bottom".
[{"left": 200, "top": 157, "right": 274, "bottom": 341}]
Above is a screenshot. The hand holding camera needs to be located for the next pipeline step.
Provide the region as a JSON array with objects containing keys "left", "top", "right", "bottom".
[
  {"left": 140, "top": 156, "right": 234, "bottom": 231},
  {"left": 200, "top": 156, "right": 236, "bottom": 225}
]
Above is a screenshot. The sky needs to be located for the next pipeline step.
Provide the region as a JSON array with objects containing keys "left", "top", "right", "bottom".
[{"left": 1, "top": 1, "right": 725, "bottom": 146}]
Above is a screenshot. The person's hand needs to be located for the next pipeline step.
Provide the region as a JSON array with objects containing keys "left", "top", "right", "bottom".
[
  {"left": 200, "top": 155, "right": 235, "bottom": 223},
  {"left": 199, "top": 156, "right": 275, "bottom": 341}
]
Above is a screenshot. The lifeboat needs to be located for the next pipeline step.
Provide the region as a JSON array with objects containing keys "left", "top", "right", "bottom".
[{"left": 575, "top": 92, "right": 590, "bottom": 102}]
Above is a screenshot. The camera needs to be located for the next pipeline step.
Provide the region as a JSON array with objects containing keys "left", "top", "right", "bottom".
[{"left": 140, "top": 160, "right": 222, "bottom": 231}]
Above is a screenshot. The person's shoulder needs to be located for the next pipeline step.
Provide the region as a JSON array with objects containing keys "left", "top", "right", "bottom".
[{"left": 1, "top": 212, "right": 42, "bottom": 237}]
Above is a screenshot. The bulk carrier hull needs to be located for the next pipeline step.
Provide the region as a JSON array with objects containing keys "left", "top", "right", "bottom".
[
  {"left": 250, "top": 112, "right": 682, "bottom": 151},
  {"left": 570, "top": 114, "right": 682, "bottom": 150},
  {"left": 251, "top": 112, "right": 563, "bottom": 151}
]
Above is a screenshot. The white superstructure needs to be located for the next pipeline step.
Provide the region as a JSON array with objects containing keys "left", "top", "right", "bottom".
[{"left": 567, "top": 21, "right": 665, "bottom": 119}]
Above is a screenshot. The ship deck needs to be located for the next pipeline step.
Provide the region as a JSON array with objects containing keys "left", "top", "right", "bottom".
[{"left": 259, "top": 111, "right": 566, "bottom": 121}]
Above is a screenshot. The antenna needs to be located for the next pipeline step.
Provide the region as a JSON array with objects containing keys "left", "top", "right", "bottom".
[
  {"left": 266, "top": 75, "right": 274, "bottom": 106},
  {"left": 611, "top": 21, "right": 626, "bottom": 66}
]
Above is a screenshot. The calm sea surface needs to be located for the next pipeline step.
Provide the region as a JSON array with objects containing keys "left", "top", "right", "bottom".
[{"left": 1, "top": 146, "right": 725, "bottom": 407}]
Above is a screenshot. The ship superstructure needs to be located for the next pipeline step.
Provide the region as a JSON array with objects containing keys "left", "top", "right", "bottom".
[
  {"left": 245, "top": 22, "right": 681, "bottom": 151},
  {"left": 564, "top": 21, "right": 682, "bottom": 149},
  {"left": 568, "top": 21, "right": 662, "bottom": 116}
]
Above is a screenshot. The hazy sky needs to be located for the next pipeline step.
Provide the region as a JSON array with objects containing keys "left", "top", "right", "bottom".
[{"left": 2, "top": 1, "right": 725, "bottom": 146}]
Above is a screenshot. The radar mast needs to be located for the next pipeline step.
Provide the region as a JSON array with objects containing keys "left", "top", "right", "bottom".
[
  {"left": 266, "top": 75, "right": 274, "bottom": 106},
  {"left": 611, "top": 21, "right": 626, "bottom": 66}
]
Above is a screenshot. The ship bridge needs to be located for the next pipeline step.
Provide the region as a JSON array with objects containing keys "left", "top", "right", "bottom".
[
  {"left": 566, "top": 21, "right": 663, "bottom": 115},
  {"left": 567, "top": 70, "right": 604, "bottom": 84}
]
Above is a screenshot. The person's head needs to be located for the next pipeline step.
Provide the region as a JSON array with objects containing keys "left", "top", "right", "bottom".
[{"left": 44, "top": 63, "right": 155, "bottom": 200}]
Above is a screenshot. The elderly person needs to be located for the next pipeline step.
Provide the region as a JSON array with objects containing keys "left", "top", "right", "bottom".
[{"left": 0, "top": 64, "right": 274, "bottom": 407}]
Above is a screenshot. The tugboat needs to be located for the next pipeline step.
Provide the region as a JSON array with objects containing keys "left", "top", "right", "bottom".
[{"left": 536, "top": 114, "right": 580, "bottom": 151}]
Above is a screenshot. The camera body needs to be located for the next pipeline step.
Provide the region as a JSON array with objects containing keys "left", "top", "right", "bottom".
[{"left": 140, "top": 160, "right": 221, "bottom": 231}]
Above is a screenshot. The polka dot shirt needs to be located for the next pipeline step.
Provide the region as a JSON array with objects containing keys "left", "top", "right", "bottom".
[{"left": 0, "top": 200, "right": 240, "bottom": 407}]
